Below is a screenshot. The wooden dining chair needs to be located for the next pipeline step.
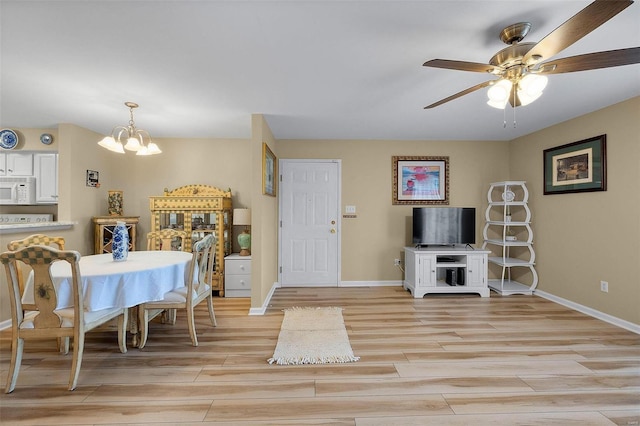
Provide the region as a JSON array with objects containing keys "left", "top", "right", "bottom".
[
  {"left": 146, "top": 228, "right": 189, "bottom": 324},
  {"left": 146, "top": 228, "right": 188, "bottom": 251},
  {"left": 137, "top": 234, "right": 217, "bottom": 348},
  {"left": 0, "top": 245, "right": 128, "bottom": 393},
  {"left": 7, "top": 234, "right": 69, "bottom": 353},
  {"left": 7, "top": 234, "right": 66, "bottom": 310}
]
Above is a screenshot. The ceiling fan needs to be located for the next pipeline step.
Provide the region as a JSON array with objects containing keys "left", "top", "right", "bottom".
[{"left": 423, "top": 0, "right": 640, "bottom": 110}]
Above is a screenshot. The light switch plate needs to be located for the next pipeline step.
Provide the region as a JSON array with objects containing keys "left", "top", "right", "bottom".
[{"left": 345, "top": 205, "right": 356, "bottom": 214}]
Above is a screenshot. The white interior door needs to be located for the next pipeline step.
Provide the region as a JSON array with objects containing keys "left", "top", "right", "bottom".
[{"left": 279, "top": 160, "right": 341, "bottom": 287}]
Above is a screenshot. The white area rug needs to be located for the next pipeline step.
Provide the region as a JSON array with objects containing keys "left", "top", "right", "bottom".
[{"left": 268, "top": 307, "right": 360, "bottom": 365}]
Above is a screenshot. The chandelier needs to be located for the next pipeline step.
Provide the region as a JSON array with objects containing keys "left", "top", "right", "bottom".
[{"left": 98, "top": 102, "right": 161, "bottom": 155}]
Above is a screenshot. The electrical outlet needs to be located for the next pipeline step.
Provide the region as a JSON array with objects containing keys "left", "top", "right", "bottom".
[
  {"left": 394, "top": 258, "right": 401, "bottom": 266},
  {"left": 600, "top": 281, "right": 609, "bottom": 293}
]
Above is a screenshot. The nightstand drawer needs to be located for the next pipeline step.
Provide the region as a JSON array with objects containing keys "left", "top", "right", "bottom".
[
  {"left": 225, "top": 275, "right": 251, "bottom": 290},
  {"left": 225, "top": 258, "right": 251, "bottom": 275}
]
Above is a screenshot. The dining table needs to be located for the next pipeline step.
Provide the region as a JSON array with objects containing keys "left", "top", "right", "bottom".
[{"left": 23, "top": 250, "right": 194, "bottom": 346}]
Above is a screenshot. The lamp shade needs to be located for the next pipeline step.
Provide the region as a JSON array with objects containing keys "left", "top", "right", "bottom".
[{"left": 233, "top": 208, "right": 251, "bottom": 226}]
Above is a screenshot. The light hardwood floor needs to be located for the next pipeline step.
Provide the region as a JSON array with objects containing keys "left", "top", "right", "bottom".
[{"left": 1, "top": 286, "right": 639, "bottom": 425}]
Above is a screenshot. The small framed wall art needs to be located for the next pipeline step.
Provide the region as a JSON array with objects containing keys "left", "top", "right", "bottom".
[
  {"left": 543, "top": 134, "right": 607, "bottom": 195},
  {"left": 392, "top": 156, "right": 449, "bottom": 205},
  {"left": 263, "top": 142, "right": 277, "bottom": 197}
]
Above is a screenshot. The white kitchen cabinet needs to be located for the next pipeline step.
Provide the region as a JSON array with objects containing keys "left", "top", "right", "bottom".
[
  {"left": 403, "top": 246, "right": 490, "bottom": 298},
  {"left": 2, "top": 153, "right": 34, "bottom": 176},
  {"left": 34, "top": 153, "right": 58, "bottom": 203}
]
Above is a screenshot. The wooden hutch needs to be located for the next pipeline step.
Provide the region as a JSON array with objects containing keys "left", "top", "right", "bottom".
[{"left": 149, "top": 185, "right": 232, "bottom": 295}]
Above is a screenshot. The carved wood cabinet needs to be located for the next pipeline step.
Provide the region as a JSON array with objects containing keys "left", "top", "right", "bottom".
[
  {"left": 149, "top": 185, "right": 232, "bottom": 295},
  {"left": 93, "top": 216, "right": 139, "bottom": 254}
]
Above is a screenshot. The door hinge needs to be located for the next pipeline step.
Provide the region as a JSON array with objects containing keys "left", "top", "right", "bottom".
[{"left": 279, "top": 266, "right": 282, "bottom": 273}]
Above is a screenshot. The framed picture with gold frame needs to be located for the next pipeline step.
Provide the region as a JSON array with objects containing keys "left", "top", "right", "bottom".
[
  {"left": 392, "top": 155, "right": 449, "bottom": 205},
  {"left": 263, "top": 143, "right": 277, "bottom": 196}
]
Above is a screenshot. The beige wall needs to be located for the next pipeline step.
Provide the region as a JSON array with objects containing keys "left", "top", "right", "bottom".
[
  {"left": 251, "top": 115, "right": 279, "bottom": 307},
  {"left": 509, "top": 97, "right": 640, "bottom": 324},
  {"left": 277, "top": 139, "right": 510, "bottom": 282},
  {"left": 2, "top": 98, "right": 638, "bottom": 326}
]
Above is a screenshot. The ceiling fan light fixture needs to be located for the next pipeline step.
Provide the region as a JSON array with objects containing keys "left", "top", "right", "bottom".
[
  {"left": 487, "top": 79, "right": 512, "bottom": 109},
  {"left": 517, "top": 74, "right": 548, "bottom": 106}
]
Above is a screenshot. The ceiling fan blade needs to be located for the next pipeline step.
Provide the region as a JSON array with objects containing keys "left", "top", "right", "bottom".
[
  {"left": 423, "top": 59, "right": 501, "bottom": 74},
  {"left": 523, "top": 0, "right": 633, "bottom": 65},
  {"left": 424, "top": 81, "right": 494, "bottom": 109},
  {"left": 537, "top": 47, "right": 640, "bottom": 74}
]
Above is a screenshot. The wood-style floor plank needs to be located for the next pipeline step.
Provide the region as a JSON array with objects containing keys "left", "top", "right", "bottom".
[{"left": 1, "top": 286, "right": 639, "bottom": 425}]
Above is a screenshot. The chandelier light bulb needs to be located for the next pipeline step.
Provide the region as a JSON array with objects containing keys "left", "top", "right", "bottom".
[{"left": 124, "top": 136, "right": 142, "bottom": 151}]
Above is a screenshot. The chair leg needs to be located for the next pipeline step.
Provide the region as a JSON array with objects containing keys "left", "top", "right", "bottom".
[
  {"left": 161, "top": 308, "right": 177, "bottom": 325},
  {"left": 186, "top": 307, "right": 198, "bottom": 347},
  {"left": 207, "top": 296, "right": 217, "bottom": 327},
  {"left": 68, "top": 332, "right": 85, "bottom": 391},
  {"left": 5, "top": 337, "right": 24, "bottom": 393},
  {"left": 117, "top": 309, "right": 128, "bottom": 354},
  {"left": 58, "top": 337, "right": 70, "bottom": 354},
  {"left": 137, "top": 307, "right": 150, "bottom": 349}
]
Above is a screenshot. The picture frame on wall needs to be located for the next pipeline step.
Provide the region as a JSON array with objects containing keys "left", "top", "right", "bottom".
[
  {"left": 263, "top": 142, "right": 277, "bottom": 196},
  {"left": 543, "top": 134, "right": 607, "bottom": 195},
  {"left": 392, "top": 155, "right": 449, "bottom": 205}
]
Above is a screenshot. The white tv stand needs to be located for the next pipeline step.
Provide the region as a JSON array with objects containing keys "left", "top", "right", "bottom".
[{"left": 403, "top": 246, "right": 490, "bottom": 298}]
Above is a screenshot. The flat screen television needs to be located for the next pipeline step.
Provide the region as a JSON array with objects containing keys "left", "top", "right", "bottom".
[{"left": 412, "top": 207, "right": 476, "bottom": 246}]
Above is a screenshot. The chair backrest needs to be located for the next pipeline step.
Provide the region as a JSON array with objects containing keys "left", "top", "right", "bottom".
[
  {"left": 7, "top": 234, "right": 66, "bottom": 300},
  {"left": 7, "top": 234, "right": 66, "bottom": 251},
  {"left": 146, "top": 229, "right": 188, "bottom": 251},
  {"left": 0, "top": 245, "right": 83, "bottom": 330},
  {"left": 188, "top": 234, "right": 216, "bottom": 300}
]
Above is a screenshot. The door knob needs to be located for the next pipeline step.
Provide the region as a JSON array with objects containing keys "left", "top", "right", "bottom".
[{"left": 330, "top": 229, "right": 336, "bottom": 233}]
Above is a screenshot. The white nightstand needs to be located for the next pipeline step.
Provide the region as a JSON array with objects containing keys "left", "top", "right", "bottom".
[{"left": 224, "top": 254, "right": 251, "bottom": 297}]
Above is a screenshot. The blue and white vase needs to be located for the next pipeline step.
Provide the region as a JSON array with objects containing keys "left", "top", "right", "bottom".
[{"left": 112, "top": 221, "right": 129, "bottom": 262}]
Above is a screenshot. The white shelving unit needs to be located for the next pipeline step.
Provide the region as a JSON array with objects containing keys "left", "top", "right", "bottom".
[{"left": 481, "top": 181, "right": 538, "bottom": 295}]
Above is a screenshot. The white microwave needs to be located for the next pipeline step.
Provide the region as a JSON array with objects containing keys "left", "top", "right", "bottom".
[{"left": 0, "top": 177, "right": 36, "bottom": 205}]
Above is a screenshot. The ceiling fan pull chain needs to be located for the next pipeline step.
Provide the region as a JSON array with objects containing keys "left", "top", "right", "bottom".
[
  {"left": 512, "top": 89, "right": 517, "bottom": 128},
  {"left": 502, "top": 107, "right": 507, "bottom": 128}
]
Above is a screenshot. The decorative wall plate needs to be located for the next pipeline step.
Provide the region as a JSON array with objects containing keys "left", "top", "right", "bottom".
[
  {"left": 0, "top": 129, "right": 18, "bottom": 150},
  {"left": 502, "top": 190, "right": 515, "bottom": 202},
  {"left": 40, "top": 133, "right": 53, "bottom": 145}
]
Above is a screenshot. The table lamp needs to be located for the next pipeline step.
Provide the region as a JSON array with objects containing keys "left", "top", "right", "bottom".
[{"left": 233, "top": 208, "right": 251, "bottom": 256}]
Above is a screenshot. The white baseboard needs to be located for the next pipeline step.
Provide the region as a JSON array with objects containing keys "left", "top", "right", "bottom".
[
  {"left": 535, "top": 289, "right": 640, "bottom": 334},
  {"left": 248, "top": 282, "right": 280, "bottom": 316},
  {"left": 0, "top": 319, "right": 11, "bottom": 330},
  {"left": 339, "top": 280, "right": 403, "bottom": 287}
]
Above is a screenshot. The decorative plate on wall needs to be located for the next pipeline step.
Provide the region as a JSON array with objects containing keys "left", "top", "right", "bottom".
[
  {"left": 40, "top": 133, "right": 53, "bottom": 145},
  {"left": 502, "top": 190, "right": 515, "bottom": 202},
  {"left": 0, "top": 129, "right": 19, "bottom": 150}
]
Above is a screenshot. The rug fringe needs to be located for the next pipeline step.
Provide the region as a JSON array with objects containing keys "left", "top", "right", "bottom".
[{"left": 268, "top": 354, "right": 360, "bottom": 365}]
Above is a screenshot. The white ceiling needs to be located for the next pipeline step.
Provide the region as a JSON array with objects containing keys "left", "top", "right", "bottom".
[{"left": 1, "top": 1, "right": 639, "bottom": 142}]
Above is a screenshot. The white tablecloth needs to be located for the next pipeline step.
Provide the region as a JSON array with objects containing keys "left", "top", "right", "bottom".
[{"left": 23, "top": 251, "right": 194, "bottom": 312}]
